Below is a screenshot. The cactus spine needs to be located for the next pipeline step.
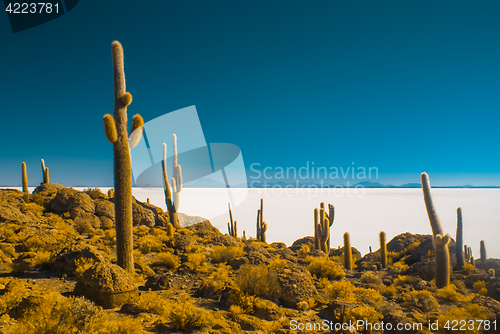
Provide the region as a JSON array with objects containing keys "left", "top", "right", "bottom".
[
  {"left": 421, "top": 172, "right": 444, "bottom": 238},
  {"left": 314, "top": 202, "right": 334, "bottom": 252},
  {"left": 343, "top": 232, "right": 352, "bottom": 271},
  {"left": 435, "top": 234, "right": 451, "bottom": 288},
  {"left": 480, "top": 240, "right": 487, "bottom": 264},
  {"left": 103, "top": 41, "right": 144, "bottom": 273},
  {"left": 228, "top": 203, "right": 237, "bottom": 238},
  {"left": 380, "top": 231, "right": 387, "bottom": 269},
  {"left": 22, "top": 162, "right": 28, "bottom": 194},
  {"left": 455, "top": 207, "right": 465, "bottom": 269},
  {"left": 41, "top": 159, "right": 49, "bottom": 184},
  {"left": 256, "top": 198, "right": 267, "bottom": 242},
  {"left": 162, "top": 143, "right": 180, "bottom": 228}
]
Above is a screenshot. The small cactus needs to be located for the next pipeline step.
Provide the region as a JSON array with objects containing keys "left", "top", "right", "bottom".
[
  {"left": 480, "top": 240, "right": 487, "bottom": 264},
  {"left": 228, "top": 203, "right": 237, "bottom": 238},
  {"left": 256, "top": 198, "right": 267, "bottom": 242},
  {"left": 455, "top": 208, "right": 465, "bottom": 269},
  {"left": 166, "top": 222, "right": 174, "bottom": 238},
  {"left": 315, "top": 215, "right": 329, "bottom": 253},
  {"left": 103, "top": 41, "right": 144, "bottom": 273},
  {"left": 147, "top": 198, "right": 150, "bottom": 204},
  {"left": 343, "top": 232, "right": 352, "bottom": 271},
  {"left": 41, "top": 159, "right": 49, "bottom": 184},
  {"left": 379, "top": 231, "right": 387, "bottom": 269},
  {"left": 107, "top": 188, "right": 114, "bottom": 199},
  {"left": 369, "top": 246, "right": 372, "bottom": 254},
  {"left": 22, "top": 162, "right": 28, "bottom": 194},
  {"left": 421, "top": 172, "right": 444, "bottom": 238},
  {"left": 435, "top": 234, "right": 451, "bottom": 288}
]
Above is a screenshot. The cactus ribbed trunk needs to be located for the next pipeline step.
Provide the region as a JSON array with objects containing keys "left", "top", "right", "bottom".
[
  {"left": 435, "top": 234, "right": 451, "bottom": 288},
  {"left": 380, "top": 231, "right": 387, "bottom": 269},
  {"left": 455, "top": 208, "right": 465, "bottom": 269},
  {"left": 22, "top": 162, "right": 28, "bottom": 194},
  {"left": 162, "top": 143, "right": 180, "bottom": 228},
  {"left": 480, "top": 240, "right": 487, "bottom": 264},
  {"left": 421, "top": 172, "right": 444, "bottom": 238},
  {"left": 344, "top": 232, "right": 352, "bottom": 271}
]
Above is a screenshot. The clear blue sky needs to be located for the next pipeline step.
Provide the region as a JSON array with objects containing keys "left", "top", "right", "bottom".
[{"left": 0, "top": 0, "right": 499, "bottom": 186}]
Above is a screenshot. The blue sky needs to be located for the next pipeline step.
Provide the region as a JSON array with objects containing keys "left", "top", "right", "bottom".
[{"left": 0, "top": 0, "right": 499, "bottom": 186}]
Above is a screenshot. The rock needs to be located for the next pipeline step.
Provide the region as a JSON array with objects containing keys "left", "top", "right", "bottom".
[
  {"left": 0, "top": 200, "right": 34, "bottom": 224},
  {"left": 132, "top": 199, "right": 155, "bottom": 227},
  {"left": 8, "top": 294, "right": 45, "bottom": 319},
  {"left": 186, "top": 220, "right": 239, "bottom": 246},
  {"left": 144, "top": 274, "right": 172, "bottom": 291},
  {"left": 243, "top": 243, "right": 271, "bottom": 265},
  {"left": 289, "top": 236, "right": 315, "bottom": 252},
  {"left": 33, "top": 183, "right": 65, "bottom": 200},
  {"left": 275, "top": 264, "right": 317, "bottom": 308},
  {"left": 49, "top": 187, "right": 95, "bottom": 217},
  {"left": 252, "top": 298, "right": 283, "bottom": 321},
  {"left": 120, "top": 303, "right": 142, "bottom": 315},
  {"left": 51, "top": 243, "right": 106, "bottom": 277},
  {"left": 94, "top": 199, "right": 115, "bottom": 220},
  {"left": 99, "top": 216, "right": 114, "bottom": 230},
  {"left": 137, "top": 200, "right": 167, "bottom": 227},
  {"left": 74, "top": 261, "right": 138, "bottom": 308},
  {"left": 270, "top": 242, "right": 287, "bottom": 249}
]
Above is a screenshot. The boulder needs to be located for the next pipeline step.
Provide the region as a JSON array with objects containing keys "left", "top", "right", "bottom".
[
  {"left": 74, "top": 261, "right": 138, "bottom": 308},
  {"left": 94, "top": 199, "right": 115, "bottom": 221},
  {"left": 49, "top": 187, "right": 95, "bottom": 217},
  {"left": 289, "top": 236, "right": 315, "bottom": 252},
  {"left": 51, "top": 243, "right": 106, "bottom": 277},
  {"left": 275, "top": 264, "right": 317, "bottom": 308},
  {"left": 132, "top": 200, "right": 155, "bottom": 227}
]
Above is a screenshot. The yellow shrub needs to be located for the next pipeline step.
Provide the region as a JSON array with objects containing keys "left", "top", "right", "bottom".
[
  {"left": 235, "top": 264, "right": 280, "bottom": 299},
  {"left": 167, "top": 297, "right": 216, "bottom": 332},
  {"left": 75, "top": 257, "right": 95, "bottom": 277},
  {"left": 346, "top": 305, "right": 383, "bottom": 331},
  {"left": 185, "top": 253, "right": 206, "bottom": 271},
  {"left": 84, "top": 187, "right": 108, "bottom": 200},
  {"left": 437, "top": 284, "right": 475, "bottom": 303},
  {"left": 135, "top": 234, "right": 164, "bottom": 254},
  {"left": 462, "top": 263, "right": 474, "bottom": 275},
  {"left": 473, "top": 280, "right": 487, "bottom": 295},
  {"left": 389, "top": 260, "right": 409, "bottom": 274},
  {"left": 306, "top": 256, "right": 346, "bottom": 279},
  {"left": 321, "top": 279, "right": 356, "bottom": 303},
  {"left": 437, "top": 305, "right": 487, "bottom": 333},
  {"left": 382, "top": 284, "right": 397, "bottom": 296},
  {"left": 210, "top": 246, "right": 245, "bottom": 264},
  {"left": 103, "top": 229, "right": 116, "bottom": 243},
  {"left": 20, "top": 203, "right": 44, "bottom": 217},
  {"left": 136, "top": 291, "right": 169, "bottom": 315},
  {"left": 402, "top": 290, "right": 439, "bottom": 312},
  {"left": 393, "top": 275, "right": 414, "bottom": 286},
  {"left": 201, "top": 264, "right": 232, "bottom": 295},
  {"left": 155, "top": 252, "right": 180, "bottom": 270},
  {"left": 298, "top": 244, "right": 310, "bottom": 255},
  {"left": 355, "top": 287, "right": 383, "bottom": 307},
  {"left": 360, "top": 271, "right": 383, "bottom": 285},
  {"left": 268, "top": 256, "right": 287, "bottom": 270}
]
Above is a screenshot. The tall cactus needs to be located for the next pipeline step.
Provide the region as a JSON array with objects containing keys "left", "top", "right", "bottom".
[
  {"left": 435, "top": 234, "right": 451, "bottom": 288},
  {"left": 103, "top": 41, "right": 144, "bottom": 273},
  {"left": 480, "top": 240, "right": 487, "bottom": 264},
  {"left": 343, "top": 232, "right": 352, "bottom": 271},
  {"left": 421, "top": 172, "right": 444, "bottom": 238},
  {"left": 456, "top": 208, "right": 465, "bottom": 269},
  {"left": 256, "top": 198, "right": 267, "bottom": 242},
  {"left": 41, "top": 159, "right": 49, "bottom": 184},
  {"left": 22, "top": 162, "right": 28, "bottom": 194},
  {"left": 314, "top": 202, "right": 334, "bottom": 252},
  {"left": 172, "top": 134, "right": 183, "bottom": 211},
  {"left": 162, "top": 143, "right": 180, "bottom": 228},
  {"left": 380, "top": 231, "right": 387, "bottom": 269},
  {"left": 228, "top": 203, "right": 237, "bottom": 238},
  {"left": 315, "top": 214, "right": 329, "bottom": 253}
]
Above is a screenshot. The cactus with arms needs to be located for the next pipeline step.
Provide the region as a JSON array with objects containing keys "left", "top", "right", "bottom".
[
  {"left": 314, "top": 202, "right": 334, "bottom": 252},
  {"left": 103, "top": 41, "right": 144, "bottom": 273},
  {"left": 256, "top": 198, "right": 267, "bottom": 242},
  {"left": 228, "top": 203, "right": 237, "bottom": 238},
  {"left": 455, "top": 208, "right": 465, "bottom": 269},
  {"left": 41, "top": 159, "right": 49, "bottom": 184},
  {"left": 162, "top": 143, "right": 180, "bottom": 228}
]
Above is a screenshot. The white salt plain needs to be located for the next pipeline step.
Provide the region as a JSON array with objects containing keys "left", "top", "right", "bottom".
[{"left": 16, "top": 187, "right": 500, "bottom": 258}]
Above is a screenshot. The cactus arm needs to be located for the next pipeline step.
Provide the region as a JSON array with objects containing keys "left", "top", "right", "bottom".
[
  {"left": 128, "top": 114, "right": 144, "bottom": 148},
  {"left": 261, "top": 222, "right": 267, "bottom": 243},
  {"left": 421, "top": 172, "right": 444, "bottom": 237},
  {"left": 256, "top": 209, "right": 261, "bottom": 240},
  {"left": 44, "top": 167, "right": 49, "bottom": 184},
  {"left": 175, "top": 165, "right": 183, "bottom": 192},
  {"left": 104, "top": 114, "right": 118, "bottom": 144},
  {"left": 456, "top": 208, "right": 465, "bottom": 268},
  {"left": 435, "top": 234, "right": 451, "bottom": 288},
  {"left": 22, "top": 162, "right": 28, "bottom": 194},
  {"left": 234, "top": 221, "right": 238, "bottom": 238}
]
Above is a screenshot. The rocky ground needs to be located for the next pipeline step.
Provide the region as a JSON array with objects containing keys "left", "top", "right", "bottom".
[{"left": 0, "top": 184, "right": 499, "bottom": 333}]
